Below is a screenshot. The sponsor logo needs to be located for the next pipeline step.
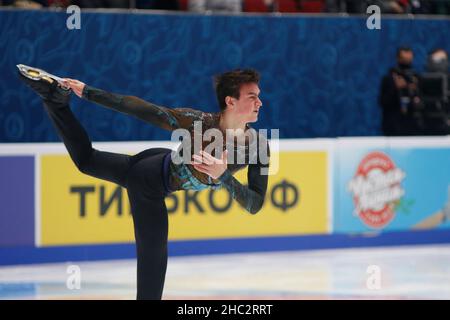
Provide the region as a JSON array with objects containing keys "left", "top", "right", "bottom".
[{"left": 348, "top": 152, "right": 405, "bottom": 229}]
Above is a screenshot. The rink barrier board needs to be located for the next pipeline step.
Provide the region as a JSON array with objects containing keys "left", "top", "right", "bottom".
[
  {"left": 1, "top": 229, "right": 450, "bottom": 266},
  {"left": 0, "top": 137, "right": 449, "bottom": 265}
]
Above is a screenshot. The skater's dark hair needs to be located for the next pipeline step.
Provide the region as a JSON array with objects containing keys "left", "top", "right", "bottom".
[{"left": 214, "top": 69, "right": 260, "bottom": 111}]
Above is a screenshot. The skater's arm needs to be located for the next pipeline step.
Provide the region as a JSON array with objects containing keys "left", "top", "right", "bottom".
[
  {"left": 218, "top": 163, "right": 269, "bottom": 215},
  {"left": 192, "top": 145, "right": 270, "bottom": 215},
  {"left": 65, "top": 79, "right": 196, "bottom": 131},
  {"left": 83, "top": 85, "right": 185, "bottom": 130}
]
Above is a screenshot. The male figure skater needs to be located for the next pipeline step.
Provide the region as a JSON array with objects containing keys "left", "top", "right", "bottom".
[{"left": 18, "top": 66, "right": 270, "bottom": 300}]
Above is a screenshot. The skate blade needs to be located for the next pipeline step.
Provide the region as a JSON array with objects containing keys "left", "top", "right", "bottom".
[{"left": 16, "top": 64, "right": 67, "bottom": 87}]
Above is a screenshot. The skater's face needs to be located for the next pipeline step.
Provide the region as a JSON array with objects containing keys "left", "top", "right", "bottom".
[{"left": 226, "top": 82, "right": 262, "bottom": 123}]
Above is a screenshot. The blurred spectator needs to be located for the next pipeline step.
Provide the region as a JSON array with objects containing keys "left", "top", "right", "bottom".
[
  {"left": 323, "top": 0, "right": 445, "bottom": 14},
  {"left": 1, "top": 0, "right": 125, "bottom": 7},
  {"left": 379, "top": 47, "right": 423, "bottom": 136},
  {"left": 242, "top": 0, "right": 274, "bottom": 12},
  {"left": 428, "top": 0, "right": 450, "bottom": 14},
  {"left": 407, "top": 0, "right": 428, "bottom": 14},
  {"left": 48, "top": 0, "right": 72, "bottom": 7},
  {"left": 263, "top": 0, "right": 275, "bottom": 12},
  {"left": 373, "top": 0, "right": 431, "bottom": 14},
  {"left": 324, "top": 0, "right": 368, "bottom": 13},
  {"left": 1, "top": 0, "right": 48, "bottom": 7},
  {"left": 188, "top": 0, "right": 242, "bottom": 13},
  {"left": 72, "top": 0, "right": 129, "bottom": 8},
  {"left": 134, "top": 0, "right": 178, "bottom": 10},
  {"left": 1, "top": 0, "right": 132, "bottom": 8},
  {"left": 421, "top": 49, "right": 450, "bottom": 134},
  {"left": 376, "top": 0, "right": 409, "bottom": 13}
]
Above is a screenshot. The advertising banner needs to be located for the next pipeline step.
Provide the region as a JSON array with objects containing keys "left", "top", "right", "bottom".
[
  {"left": 335, "top": 143, "right": 450, "bottom": 233},
  {"left": 0, "top": 156, "right": 35, "bottom": 246},
  {"left": 40, "top": 151, "right": 329, "bottom": 246}
]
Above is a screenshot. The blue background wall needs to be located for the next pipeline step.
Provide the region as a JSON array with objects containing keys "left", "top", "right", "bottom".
[{"left": 1, "top": 9, "right": 450, "bottom": 142}]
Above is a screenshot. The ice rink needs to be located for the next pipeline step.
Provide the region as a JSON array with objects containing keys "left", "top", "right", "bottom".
[{"left": 1, "top": 244, "right": 450, "bottom": 300}]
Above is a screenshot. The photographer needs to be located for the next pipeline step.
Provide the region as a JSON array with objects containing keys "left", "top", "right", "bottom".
[
  {"left": 421, "top": 48, "right": 450, "bottom": 135},
  {"left": 379, "top": 47, "right": 422, "bottom": 136}
]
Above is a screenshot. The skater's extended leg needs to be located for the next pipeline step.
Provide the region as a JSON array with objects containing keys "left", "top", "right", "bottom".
[{"left": 19, "top": 72, "right": 130, "bottom": 187}]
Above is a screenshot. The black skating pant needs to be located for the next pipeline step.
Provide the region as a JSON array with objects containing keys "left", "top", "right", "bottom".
[{"left": 43, "top": 99, "right": 171, "bottom": 300}]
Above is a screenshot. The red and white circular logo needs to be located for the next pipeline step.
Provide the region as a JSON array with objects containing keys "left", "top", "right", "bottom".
[{"left": 348, "top": 152, "right": 405, "bottom": 229}]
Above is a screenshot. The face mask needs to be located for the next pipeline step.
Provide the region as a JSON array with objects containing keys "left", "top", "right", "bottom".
[{"left": 398, "top": 62, "right": 412, "bottom": 70}]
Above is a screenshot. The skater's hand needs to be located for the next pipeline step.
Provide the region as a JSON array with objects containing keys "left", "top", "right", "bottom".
[
  {"left": 192, "top": 150, "right": 228, "bottom": 180},
  {"left": 63, "top": 78, "right": 85, "bottom": 98}
]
